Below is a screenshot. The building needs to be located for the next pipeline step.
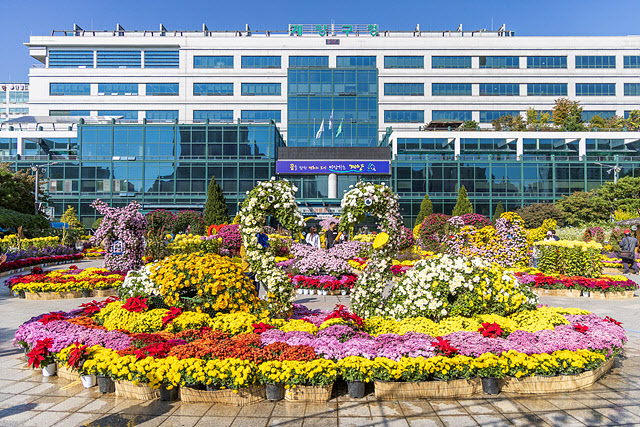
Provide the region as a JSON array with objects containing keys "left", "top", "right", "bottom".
[
  {"left": 0, "top": 83, "right": 29, "bottom": 122},
  {"left": 2, "top": 24, "right": 639, "bottom": 225}
]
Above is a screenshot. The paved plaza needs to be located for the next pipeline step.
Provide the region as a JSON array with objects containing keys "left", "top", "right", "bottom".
[{"left": 0, "top": 260, "right": 639, "bottom": 426}]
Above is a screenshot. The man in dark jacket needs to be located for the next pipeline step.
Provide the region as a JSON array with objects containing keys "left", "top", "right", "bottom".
[
  {"left": 620, "top": 229, "right": 639, "bottom": 274},
  {"left": 325, "top": 222, "right": 339, "bottom": 249}
]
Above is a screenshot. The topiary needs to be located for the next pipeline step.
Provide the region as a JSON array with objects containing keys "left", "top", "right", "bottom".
[
  {"left": 146, "top": 210, "right": 176, "bottom": 235},
  {"left": 583, "top": 226, "right": 606, "bottom": 245},
  {"left": 168, "top": 210, "right": 206, "bottom": 235},
  {"left": 516, "top": 203, "right": 565, "bottom": 229}
]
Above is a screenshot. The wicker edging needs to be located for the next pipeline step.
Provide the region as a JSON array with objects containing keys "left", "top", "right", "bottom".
[
  {"left": 284, "top": 383, "right": 333, "bottom": 402},
  {"left": 179, "top": 385, "right": 265, "bottom": 405},
  {"left": 115, "top": 380, "right": 160, "bottom": 400},
  {"left": 532, "top": 288, "right": 635, "bottom": 299},
  {"left": 22, "top": 288, "right": 117, "bottom": 300},
  {"left": 57, "top": 364, "right": 79, "bottom": 381}
]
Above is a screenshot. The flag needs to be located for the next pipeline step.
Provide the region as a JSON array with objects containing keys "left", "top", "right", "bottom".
[
  {"left": 328, "top": 110, "right": 334, "bottom": 130},
  {"left": 335, "top": 119, "right": 343, "bottom": 137},
  {"left": 315, "top": 119, "right": 325, "bottom": 139}
]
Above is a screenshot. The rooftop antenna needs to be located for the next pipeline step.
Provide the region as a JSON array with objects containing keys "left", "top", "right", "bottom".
[
  {"left": 491, "top": 17, "right": 493, "bottom": 31},
  {"left": 116, "top": 23, "right": 125, "bottom": 36},
  {"left": 245, "top": 24, "right": 251, "bottom": 36},
  {"left": 456, "top": 24, "right": 462, "bottom": 32},
  {"left": 202, "top": 23, "right": 209, "bottom": 33},
  {"left": 160, "top": 24, "right": 167, "bottom": 36}
]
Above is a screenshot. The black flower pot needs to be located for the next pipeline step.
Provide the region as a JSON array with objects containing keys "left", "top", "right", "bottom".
[
  {"left": 18, "top": 291, "right": 25, "bottom": 299},
  {"left": 159, "top": 384, "right": 179, "bottom": 401},
  {"left": 347, "top": 380, "right": 365, "bottom": 398},
  {"left": 82, "top": 289, "right": 92, "bottom": 298},
  {"left": 265, "top": 383, "right": 284, "bottom": 401},
  {"left": 481, "top": 377, "right": 500, "bottom": 395},
  {"left": 186, "top": 383, "right": 206, "bottom": 391},
  {"left": 97, "top": 375, "right": 115, "bottom": 393}
]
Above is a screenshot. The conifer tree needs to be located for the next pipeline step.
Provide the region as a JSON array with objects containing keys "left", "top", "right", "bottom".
[
  {"left": 60, "top": 205, "right": 83, "bottom": 229},
  {"left": 203, "top": 176, "right": 230, "bottom": 226},
  {"left": 414, "top": 193, "right": 433, "bottom": 227},
  {"left": 492, "top": 201, "right": 505, "bottom": 223},
  {"left": 452, "top": 186, "right": 473, "bottom": 216}
]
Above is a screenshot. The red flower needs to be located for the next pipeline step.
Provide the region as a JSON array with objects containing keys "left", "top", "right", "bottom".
[
  {"left": 478, "top": 322, "right": 503, "bottom": 338},
  {"left": 252, "top": 322, "right": 275, "bottom": 334},
  {"left": 122, "top": 297, "right": 148, "bottom": 313},
  {"left": 27, "top": 338, "right": 54, "bottom": 368},
  {"left": 431, "top": 337, "right": 458, "bottom": 357},
  {"left": 162, "top": 307, "right": 183, "bottom": 327},
  {"left": 69, "top": 265, "right": 78, "bottom": 270},
  {"left": 574, "top": 324, "right": 589, "bottom": 334},
  {"left": 604, "top": 316, "right": 622, "bottom": 326},
  {"left": 67, "top": 343, "right": 89, "bottom": 369},
  {"left": 38, "top": 312, "right": 67, "bottom": 325},
  {"left": 323, "top": 304, "right": 363, "bottom": 327}
]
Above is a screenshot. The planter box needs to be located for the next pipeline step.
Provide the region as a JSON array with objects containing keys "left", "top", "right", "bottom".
[
  {"left": 179, "top": 385, "right": 265, "bottom": 406},
  {"left": 93, "top": 288, "right": 118, "bottom": 297},
  {"left": 532, "top": 288, "right": 580, "bottom": 298},
  {"left": 374, "top": 378, "right": 480, "bottom": 400},
  {"left": 604, "top": 290, "right": 636, "bottom": 299},
  {"left": 590, "top": 291, "right": 607, "bottom": 299},
  {"left": 24, "top": 291, "right": 83, "bottom": 300},
  {"left": 603, "top": 267, "right": 623, "bottom": 275},
  {"left": 57, "top": 364, "right": 79, "bottom": 381},
  {"left": 284, "top": 383, "right": 333, "bottom": 402},
  {"left": 115, "top": 380, "right": 159, "bottom": 400}
]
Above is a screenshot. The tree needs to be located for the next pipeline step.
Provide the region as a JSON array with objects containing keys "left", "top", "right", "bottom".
[
  {"left": 60, "top": 205, "right": 83, "bottom": 229},
  {"left": 461, "top": 120, "right": 479, "bottom": 130},
  {"left": 0, "top": 163, "right": 47, "bottom": 215},
  {"left": 492, "top": 114, "right": 525, "bottom": 131},
  {"left": 203, "top": 176, "right": 230, "bottom": 226},
  {"left": 414, "top": 193, "right": 433, "bottom": 227},
  {"left": 555, "top": 191, "right": 610, "bottom": 226},
  {"left": 452, "top": 186, "right": 473, "bottom": 217},
  {"left": 492, "top": 201, "right": 505, "bottom": 223},
  {"left": 625, "top": 110, "right": 640, "bottom": 130},
  {"left": 552, "top": 98, "right": 585, "bottom": 131},
  {"left": 515, "top": 203, "right": 565, "bottom": 229},
  {"left": 596, "top": 176, "right": 640, "bottom": 216},
  {"left": 589, "top": 115, "right": 606, "bottom": 129}
]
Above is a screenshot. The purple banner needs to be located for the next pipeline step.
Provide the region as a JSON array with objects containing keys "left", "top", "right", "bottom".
[{"left": 276, "top": 160, "right": 390, "bottom": 175}]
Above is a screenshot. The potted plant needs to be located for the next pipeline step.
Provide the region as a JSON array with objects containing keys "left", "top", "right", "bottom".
[
  {"left": 338, "top": 356, "right": 374, "bottom": 398},
  {"left": 64, "top": 343, "right": 97, "bottom": 388},
  {"left": 473, "top": 353, "right": 506, "bottom": 395},
  {"left": 284, "top": 359, "right": 338, "bottom": 402},
  {"left": 27, "top": 338, "right": 56, "bottom": 376},
  {"left": 259, "top": 360, "right": 291, "bottom": 401}
]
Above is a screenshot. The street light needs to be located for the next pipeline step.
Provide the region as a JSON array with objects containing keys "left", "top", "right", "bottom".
[
  {"left": 594, "top": 162, "right": 621, "bottom": 184},
  {"left": 31, "top": 162, "right": 58, "bottom": 215}
]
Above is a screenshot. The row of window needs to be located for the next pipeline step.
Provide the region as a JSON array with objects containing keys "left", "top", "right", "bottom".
[
  {"left": 0, "top": 91, "right": 29, "bottom": 103},
  {"left": 48, "top": 110, "right": 281, "bottom": 123},
  {"left": 50, "top": 83, "right": 283, "bottom": 96},
  {"left": 49, "top": 50, "right": 179, "bottom": 68},
  {"left": 385, "top": 110, "right": 637, "bottom": 123},
  {"left": 0, "top": 107, "right": 29, "bottom": 114},
  {"left": 386, "top": 83, "right": 630, "bottom": 96}
]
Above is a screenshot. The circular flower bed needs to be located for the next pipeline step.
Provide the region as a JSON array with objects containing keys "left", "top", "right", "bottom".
[{"left": 6, "top": 266, "right": 126, "bottom": 294}]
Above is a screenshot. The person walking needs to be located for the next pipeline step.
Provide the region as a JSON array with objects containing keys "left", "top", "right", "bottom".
[
  {"left": 325, "top": 222, "right": 339, "bottom": 249},
  {"left": 305, "top": 226, "right": 321, "bottom": 249},
  {"left": 620, "top": 229, "right": 639, "bottom": 275}
]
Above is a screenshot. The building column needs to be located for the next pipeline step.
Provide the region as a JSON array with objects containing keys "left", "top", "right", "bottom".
[{"left": 328, "top": 173, "right": 337, "bottom": 198}]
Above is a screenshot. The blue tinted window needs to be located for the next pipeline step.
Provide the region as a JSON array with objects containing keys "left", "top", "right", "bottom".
[
  {"left": 527, "top": 83, "right": 567, "bottom": 96},
  {"left": 97, "top": 83, "right": 138, "bottom": 95},
  {"left": 8, "top": 92, "right": 29, "bottom": 103},
  {"left": 432, "top": 83, "right": 472, "bottom": 96},
  {"left": 336, "top": 56, "right": 376, "bottom": 68},
  {"left": 581, "top": 111, "right": 616, "bottom": 121},
  {"left": 624, "top": 110, "right": 640, "bottom": 119},
  {"left": 145, "top": 51, "right": 179, "bottom": 68},
  {"left": 289, "top": 56, "right": 329, "bottom": 68},
  {"left": 479, "top": 56, "right": 519, "bottom": 68},
  {"left": 575, "top": 56, "right": 616, "bottom": 69},
  {"left": 527, "top": 56, "right": 567, "bottom": 68},
  {"left": 384, "top": 110, "right": 424, "bottom": 123},
  {"left": 98, "top": 110, "right": 138, "bottom": 121},
  {"left": 479, "top": 83, "right": 520, "bottom": 96},
  {"left": 431, "top": 56, "right": 471, "bottom": 69},
  {"left": 49, "top": 50, "right": 93, "bottom": 68},
  {"left": 624, "top": 56, "right": 640, "bottom": 69},
  {"left": 193, "top": 83, "right": 233, "bottom": 96},
  {"left": 50, "top": 83, "right": 90, "bottom": 96},
  {"left": 146, "top": 111, "right": 179, "bottom": 122},
  {"left": 241, "top": 56, "right": 281, "bottom": 68},
  {"left": 241, "top": 83, "right": 281, "bottom": 96},
  {"left": 384, "top": 56, "right": 423, "bottom": 69},
  {"left": 576, "top": 83, "right": 616, "bottom": 96},
  {"left": 8, "top": 108, "right": 28, "bottom": 114},
  {"left": 96, "top": 51, "right": 141, "bottom": 68},
  {"left": 193, "top": 110, "right": 233, "bottom": 122},
  {"left": 384, "top": 83, "right": 424, "bottom": 96},
  {"left": 49, "top": 110, "right": 90, "bottom": 116},
  {"left": 479, "top": 111, "right": 520, "bottom": 123},
  {"left": 193, "top": 56, "right": 233, "bottom": 69},
  {"left": 241, "top": 110, "right": 281, "bottom": 122},
  {"left": 624, "top": 83, "right": 640, "bottom": 96},
  {"left": 432, "top": 111, "right": 472, "bottom": 121},
  {"left": 146, "top": 83, "right": 179, "bottom": 96}
]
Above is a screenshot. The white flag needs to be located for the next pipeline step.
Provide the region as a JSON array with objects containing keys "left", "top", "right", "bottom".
[
  {"left": 315, "top": 118, "right": 325, "bottom": 139},
  {"left": 329, "top": 110, "right": 334, "bottom": 130}
]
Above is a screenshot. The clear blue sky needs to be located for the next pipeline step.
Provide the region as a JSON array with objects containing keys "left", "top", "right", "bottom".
[{"left": 1, "top": 0, "right": 640, "bottom": 82}]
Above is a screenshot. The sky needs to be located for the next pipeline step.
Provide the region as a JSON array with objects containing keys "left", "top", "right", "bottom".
[{"left": 1, "top": 0, "right": 640, "bottom": 81}]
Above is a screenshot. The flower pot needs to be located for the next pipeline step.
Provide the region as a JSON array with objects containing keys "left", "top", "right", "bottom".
[
  {"left": 341, "top": 290, "right": 347, "bottom": 296},
  {"left": 303, "top": 289, "right": 309, "bottom": 295},
  {"left": 582, "top": 291, "right": 590, "bottom": 298},
  {"left": 347, "top": 380, "right": 365, "bottom": 398},
  {"left": 186, "top": 383, "right": 206, "bottom": 391},
  {"left": 206, "top": 384, "right": 220, "bottom": 392},
  {"left": 160, "top": 384, "right": 179, "bottom": 401},
  {"left": 82, "top": 289, "right": 92, "bottom": 298},
  {"left": 81, "top": 374, "right": 97, "bottom": 388},
  {"left": 265, "top": 383, "right": 284, "bottom": 401},
  {"left": 297, "top": 288, "right": 303, "bottom": 295},
  {"left": 97, "top": 375, "right": 115, "bottom": 393},
  {"left": 42, "top": 363, "right": 57, "bottom": 377},
  {"left": 322, "top": 290, "right": 328, "bottom": 296},
  {"left": 481, "top": 377, "right": 500, "bottom": 395},
  {"left": 18, "top": 291, "right": 25, "bottom": 299}
]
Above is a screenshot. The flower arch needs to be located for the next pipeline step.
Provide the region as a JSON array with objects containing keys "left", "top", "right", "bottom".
[
  {"left": 338, "top": 182, "right": 405, "bottom": 318},
  {"left": 238, "top": 178, "right": 305, "bottom": 317}
]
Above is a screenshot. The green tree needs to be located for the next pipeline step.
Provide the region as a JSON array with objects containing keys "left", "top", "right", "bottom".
[
  {"left": 555, "top": 191, "right": 610, "bottom": 226},
  {"left": 624, "top": 110, "right": 640, "bottom": 130},
  {"left": 60, "top": 205, "right": 83, "bottom": 229},
  {"left": 515, "top": 203, "right": 565, "bottom": 229},
  {"left": 492, "top": 114, "right": 526, "bottom": 131},
  {"left": 596, "top": 176, "right": 640, "bottom": 216},
  {"left": 0, "top": 163, "right": 47, "bottom": 215},
  {"left": 91, "top": 217, "right": 103, "bottom": 230},
  {"left": 414, "top": 193, "right": 433, "bottom": 227},
  {"left": 589, "top": 115, "right": 606, "bottom": 129},
  {"left": 461, "top": 120, "right": 479, "bottom": 130},
  {"left": 552, "top": 98, "right": 585, "bottom": 131},
  {"left": 452, "top": 186, "right": 473, "bottom": 216},
  {"left": 203, "top": 176, "right": 230, "bottom": 226},
  {"left": 492, "top": 201, "right": 505, "bottom": 223}
]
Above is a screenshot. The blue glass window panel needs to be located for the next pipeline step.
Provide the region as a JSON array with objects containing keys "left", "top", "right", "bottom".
[
  {"left": 575, "top": 56, "right": 616, "bottom": 69},
  {"left": 9, "top": 108, "right": 28, "bottom": 114},
  {"left": 479, "top": 83, "right": 520, "bottom": 96},
  {"left": 98, "top": 110, "right": 138, "bottom": 121},
  {"left": 241, "top": 83, "right": 281, "bottom": 96},
  {"left": 96, "top": 51, "right": 141, "bottom": 68},
  {"left": 0, "top": 92, "right": 4, "bottom": 103},
  {"left": 145, "top": 51, "right": 179, "bottom": 68},
  {"left": 432, "top": 111, "right": 472, "bottom": 121},
  {"left": 241, "top": 56, "right": 281, "bottom": 68},
  {"left": 193, "top": 110, "right": 233, "bottom": 123},
  {"left": 8, "top": 91, "right": 29, "bottom": 103},
  {"left": 624, "top": 110, "right": 640, "bottom": 119},
  {"left": 193, "top": 56, "right": 233, "bottom": 68},
  {"left": 624, "top": 83, "right": 640, "bottom": 96},
  {"left": 49, "top": 83, "right": 90, "bottom": 96},
  {"left": 576, "top": 83, "right": 616, "bottom": 96},
  {"left": 241, "top": 110, "right": 281, "bottom": 122},
  {"left": 479, "top": 56, "right": 519, "bottom": 68},
  {"left": 49, "top": 51, "right": 93, "bottom": 68},
  {"left": 384, "top": 110, "right": 424, "bottom": 123},
  {"left": 432, "top": 83, "right": 472, "bottom": 96},
  {"left": 384, "top": 83, "right": 424, "bottom": 96},
  {"left": 49, "top": 110, "right": 90, "bottom": 116},
  {"left": 288, "top": 56, "right": 329, "bottom": 68},
  {"left": 431, "top": 56, "right": 472, "bottom": 69},
  {"left": 527, "top": 83, "right": 567, "bottom": 96},
  {"left": 146, "top": 83, "right": 179, "bottom": 96},
  {"left": 384, "top": 56, "right": 424, "bottom": 69},
  {"left": 581, "top": 111, "right": 616, "bottom": 121},
  {"left": 479, "top": 111, "right": 521, "bottom": 123},
  {"left": 526, "top": 56, "right": 567, "bottom": 68},
  {"left": 193, "top": 83, "right": 233, "bottom": 96},
  {"left": 623, "top": 56, "right": 640, "bottom": 69},
  {"left": 97, "top": 83, "right": 138, "bottom": 95},
  {"left": 146, "top": 111, "right": 179, "bottom": 122},
  {"left": 336, "top": 56, "right": 376, "bottom": 68}
]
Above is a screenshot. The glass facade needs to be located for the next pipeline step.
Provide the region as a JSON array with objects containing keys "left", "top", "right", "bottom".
[
  {"left": 581, "top": 111, "right": 616, "bottom": 121},
  {"left": 576, "top": 83, "right": 616, "bottom": 96},
  {"left": 479, "top": 56, "right": 519, "bottom": 68},
  {"left": 624, "top": 83, "right": 640, "bottom": 96},
  {"left": 384, "top": 83, "right": 424, "bottom": 96},
  {"left": 431, "top": 56, "right": 471, "bottom": 69},
  {"left": 527, "top": 83, "right": 567, "bottom": 96},
  {"left": 432, "top": 83, "right": 472, "bottom": 96},
  {"left": 384, "top": 56, "right": 424, "bottom": 69},
  {"left": 384, "top": 110, "right": 424, "bottom": 123},
  {"left": 48, "top": 51, "right": 94, "bottom": 68},
  {"left": 98, "top": 110, "right": 139, "bottom": 122},
  {"left": 241, "top": 110, "right": 281, "bottom": 122},
  {"left": 527, "top": 56, "right": 567, "bottom": 69},
  {"left": 241, "top": 83, "right": 281, "bottom": 96},
  {"left": 336, "top": 56, "right": 376, "bottom": 68},
  {"left": 193, "top": 83, "right": 233, "bottom": 96},
  {"left": 241, "top": 56, "right": 281, "bottom": 68},
  {"left": 50, "top": 110, "right": 90, "bottom": 116},
  {"left": 193, "top": 110, "right": 233, "bottom": 123},
  {"left": 98, "top": 83, "right": 138, "bottom": 95},
  {"left": 97, "top": 51, "right": 141, "bottom": 68},
  {"left": 194, "top": 56, "right": 233, "bottom": 69},
  {"left": 479, "top": 83, "right": 520, "bottom": 96},
  {"left": 146, "top": 111, "right": 179, "bottom": 122},
  {"left": 144, "top": 51, "right": 180, "bottom": 68},
  {"left": 575, "top": 56, "right": 616, "bottom": 69},
  {"left": 50, "top": 83, "right": 90, "bottom": 96},
  {"left": 623, "top": 56, "right": 640, "bottom": 69},
  {"left": 289, "top": 56, "right": 329, "bottom": 68},
  {"left": 432, "top": 111, "right": 472, "bottom": 121},
  {"left": 479, "top": 111, "right": 521, "bottom": 123},
  {"left": 9, "top": 91, "right": 29, "bottom": 103},
  {"left": 146, "top": 83, "right": 179, "bottom": 96}
]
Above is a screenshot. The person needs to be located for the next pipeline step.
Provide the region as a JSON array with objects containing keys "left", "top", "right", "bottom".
[
  {"left": 544, "top": 231, "right": 555, "bottom": 242},
  {"left": 550, "top": 230, "right": 560, "bottom": 241},
  {"left": 619, "top": 229, "right": 639, "bottom": 275},
  {"left": 325, "top": 222, "right": 339, "bottom": 249},
  {"left": 305, "top": 226, "right": 321, "bottom": 249}
]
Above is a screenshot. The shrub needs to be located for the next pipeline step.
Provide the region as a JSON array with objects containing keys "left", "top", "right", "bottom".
[
  {"left": 535, "top": 240, "right": 603, "bottom": 278},
  {"left": 0, "top": 207, "right": 50, "bottom": 237},
  {"left": 168, "top": 210, "right": 205, "bottom": 235},
  {"left": 146, "top": 210, "right": 176, "bottom": 235},
  {"left": 516, "top": 203, "right": 565, "bottom": 229},
  {"left": 583, "top": 226, "right": 605, "bottom": 245},
  {"left": 418, "top": 213, "right": 451, "bottom": 252}
]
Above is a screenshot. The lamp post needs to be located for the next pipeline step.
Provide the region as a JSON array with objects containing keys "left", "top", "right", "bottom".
[
  {"left": 31, "top": 162, "right": 58, "bottom": 215},
  {"left": 594, "top": 162, "right": 621, "bottom": 184}
]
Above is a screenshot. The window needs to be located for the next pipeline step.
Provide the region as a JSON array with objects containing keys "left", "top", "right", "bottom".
[
  {"left": 624, "top": 83, "right": 640, "bottom": 96},
  {"left": 9, "top": 108, "right": 28, "bottom": 114},
  {"left": 431, "top": 56, "right": 472, "bottom": 69},
  {"left": 432, "top": 83, "right": 472, "bottom": 96},
  {"left": 384, "top": 56, "right": 423, "bottom": 69},
  {"left": 50, "top": 83, "right": 90, "bottom": 96},
  {"left": 384, "top": 83, "right": 424, "bottom": 96},
  {"left": 193, "top": 110, "right": 233, "bottom": 123},
  {"left": 8, "top": 91, "right": 29, "bottom": 103},
  {"left": 479, "top": 56, "right": 519, "bottom": 68},
  {"left": 384, "top": 110, "right": 424, "bottom": 123},
  {"left": 49, "top": 110, "right": 90, "bottom": 116},
  {"left": 49, "top": 50, "right": 94, "bottom": 68},
  {"left": 576, "top": 83, "right": 616, "bottom": 96},
  {"left": 241, "top": 83, "right": 281, "bottom": 96},
  {"left": 581, "top": 111, "right": 616, "bottom": 121},
  {"left": 97, "top": 83, "right": 138, "bottom": 95},
  {"left": 336, "top": 56, "right": 376, "bottom": 68},
  {"left": 98, "top": 110, "right": 138, "bottom": 121},
  {"left": 241, "top": 56, "right": 281, "bottom": 68},
  {"left": 193, "top": 83, "right": 233, "bottom": 96},
  {"left": 0, "top": 92, "right": 4, "bottom": 103},
  {"left": 146, "top": 111, "right": 179, "bottom": 122},
  {"left": 194, "top": 56, "right": 233, "bottom": 69},
  {"left": 527, "top": 83, "right": 567, "bottom": 96},
  {"left": 432, "top": 111, "right": 472, "bottom": 121},
  {"left": 479, "top": 83, "right": 520, "bottom": 96},
  {"left": 575, "top": 56, "right": 616, "bottom": 69},
  {"left": 96, "top": 51, "right": 141, "bottom": 68},
  {"left": 146, "top": 83, "right": 179, "bottom": 96},
  {"left": 624, "top": 56, "right": 640, "bottom": 69},
  {"left": 289, "top": 56, "right": 329, "bottom": 68},
  {"left": 145, "top": 51, "right": 179, "bottom": 68},
  {"left": 241, "top": 110, "right": 281, "bottom": 122},
  {"left": 526, "top": 56, "right": 567, "bottom": 69},
  {"left": 479, "top": 111, "right": 520, "bottom": 123}
]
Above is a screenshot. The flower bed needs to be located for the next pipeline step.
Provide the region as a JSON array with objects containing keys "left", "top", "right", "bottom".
[
  {"left": 515, "top": 271, "right": 638, "bottom": 295},
  {"left": 6, "top": 266, "right": 125, "bottom": 294},
  {"left": 0, "top": 253, "right": 83, "bottom": 275},
  {"left": 290, "top": 274, "right": 357, "bottom": 293}
]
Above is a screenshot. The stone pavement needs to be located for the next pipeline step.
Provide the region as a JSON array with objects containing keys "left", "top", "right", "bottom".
[{"left": 0, "top": 263, "right": 639, "bottom": 426}]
